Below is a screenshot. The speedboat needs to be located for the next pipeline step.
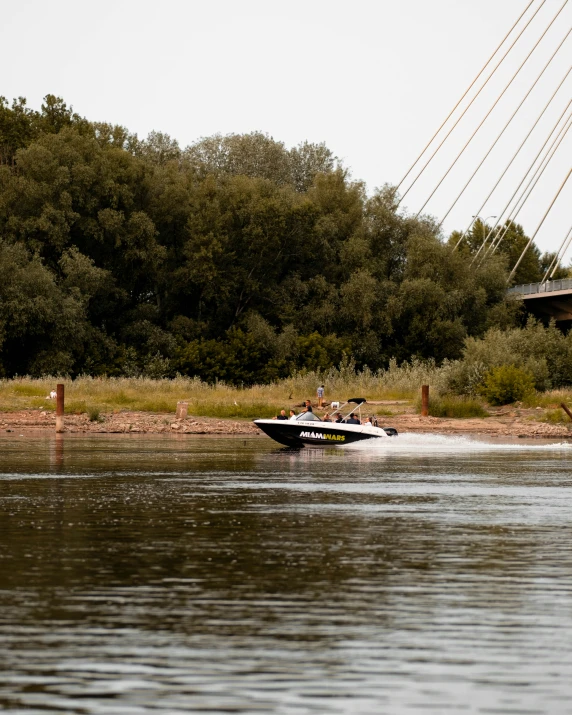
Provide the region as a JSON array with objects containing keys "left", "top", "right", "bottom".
[{"left": 254, "top": 398, "right": 398, "bottom": 448}]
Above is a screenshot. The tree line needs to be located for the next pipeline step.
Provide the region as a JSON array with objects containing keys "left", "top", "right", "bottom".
[{"left": 0, "top": 95, "right": 565, "bottom": 383}]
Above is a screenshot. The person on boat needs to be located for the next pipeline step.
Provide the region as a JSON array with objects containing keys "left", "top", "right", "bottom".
[
  {"left": 303, "top": 400, "right": 313, "bottom": 413},
  {"left": 334, "top": 412, "right": 344, "bottom": 423},
  {"left": 317, "top": 385, "right": 325, "bottom": 407},
  {"left": 323, "top": 413, "right": 332, "bottom": 422},
  {"left": 274, "top": 410, "right": 288, "bottom": 420},
  {"left": 345, "top": 413, "right": 361, "bottom": 425},
  {"left": 289, "top": 410, "right": 297, "bottom": 420}
]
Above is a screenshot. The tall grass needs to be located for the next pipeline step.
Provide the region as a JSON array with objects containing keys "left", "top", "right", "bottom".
[
  {"left": 0, "top": 359, "right": 453, "bottom": 418},
  {"left": 539, "top": 409, "right": 569, "bottom": 424},
  {"left": 9, "top": 371, "right": 572, "bottom": 420},
  {"left": 417, "top": 395, "right": 489, "bottom": 419},
  {"left": 521, "top": 390, "right": 572, "bottom": 409},
  {"left": 284, "top": 358, "right": 451, "bottom": 400}
]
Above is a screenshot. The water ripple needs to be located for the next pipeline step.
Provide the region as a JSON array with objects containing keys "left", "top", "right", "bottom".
[{"left": 0, "top": 435, "right": 571, "bottom": 713}]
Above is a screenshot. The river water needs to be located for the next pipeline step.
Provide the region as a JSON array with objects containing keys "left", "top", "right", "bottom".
[{"left": 1, "top": 433, "right": 572, "bottom": 714}]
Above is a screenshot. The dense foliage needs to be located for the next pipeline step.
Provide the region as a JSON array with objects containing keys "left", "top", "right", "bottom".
[
  {"left": 478, "top": 364, "right": 536, "bottom": 406},
  {"left": 446, "top": 317, "right": 572, "bottom": 395},
  {"left": 0, "top": 95, "right": 561, "bottom": 382}
]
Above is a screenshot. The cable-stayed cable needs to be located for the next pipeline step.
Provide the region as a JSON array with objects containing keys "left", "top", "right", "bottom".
[
  {"left": 395, "top": 0, "right": 536, "bottom": 193},
  {"left": 508, "top": 166, "right": 572, "bottom": 283},
  {"left": 441, "top": 29, "right": 571, "bottom": 227},
  {"left": 485, "top": 112, "right": 572, "bottom": 261},
  {"left": 474, "top": 99, "right": 572, "bottom": 261},
  {"left": 543, "top": 224, "right": 572, "bottom": 281},
  {"left": 480, "top": 114, "right": 572, "bottom": 265},
  {"left": 397, "top": 0, "right": 546, "bottom": 205},
  {"left": 414, "top": 0, "right": 569, "bottom": 219},
  {"left": 453, "top": 64, "right": 572, "bottom": 250}
]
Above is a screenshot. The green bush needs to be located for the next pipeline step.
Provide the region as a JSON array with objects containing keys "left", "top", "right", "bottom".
[
  {"left": 478, "top": 365, "right": 535, "bottom": 406},
  {"left": 87, "top": 406, "right": 102, "bottom": 422},
  {"left": 445, "top": 318, "right": 572, "bottom": 396}
]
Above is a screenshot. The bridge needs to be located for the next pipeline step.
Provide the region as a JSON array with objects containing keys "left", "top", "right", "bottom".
[{"left": 508, "top": 279, "right": 572, "bottom": 323}]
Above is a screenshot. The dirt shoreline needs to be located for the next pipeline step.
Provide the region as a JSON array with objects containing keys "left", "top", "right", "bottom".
[{"left": 1, "top": 410, "right": 571, "bottom": 439}]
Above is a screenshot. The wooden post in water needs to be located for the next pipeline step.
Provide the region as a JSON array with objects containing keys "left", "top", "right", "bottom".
[
  {"left": 421, "top": 385, "right": 429, "bottom": 417},
  {"left": 176, "top": 401, "right": 188, "bottom": 420},
  {"left": 56, "top": 383, "right": 64, "bottom": 433},
  {"left": 55, "top": 434, "right": 64, "bottom": 469}
]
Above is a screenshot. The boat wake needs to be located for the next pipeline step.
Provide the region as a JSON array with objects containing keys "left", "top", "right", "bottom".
[{"left": 346, "top": 432, "right": 572, "bottom": 455}]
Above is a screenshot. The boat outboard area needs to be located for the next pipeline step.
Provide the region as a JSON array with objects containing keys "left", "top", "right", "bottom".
[{"left": 254, "top": 398, "right": 398, "bottom": 448}]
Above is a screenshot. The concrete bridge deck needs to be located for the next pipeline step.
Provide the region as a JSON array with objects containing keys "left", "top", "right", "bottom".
[{"left": 508, "top": 279, "right": 572, "bottom": 322}]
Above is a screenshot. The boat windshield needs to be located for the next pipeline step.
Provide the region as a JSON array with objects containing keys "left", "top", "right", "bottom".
[{"left": 295, "top": 412, "right": 322, "bottom": 422}]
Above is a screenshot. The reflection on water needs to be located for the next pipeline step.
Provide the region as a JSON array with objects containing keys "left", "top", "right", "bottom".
[{"left": 1, "top": 433, "right": 572, "bottom": 714}]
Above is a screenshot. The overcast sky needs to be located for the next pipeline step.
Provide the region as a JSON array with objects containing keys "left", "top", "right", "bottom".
[{"left": 3, "top": 0, "right": 571, "bottom": 257}]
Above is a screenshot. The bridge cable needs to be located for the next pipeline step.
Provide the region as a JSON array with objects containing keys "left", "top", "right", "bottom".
[
  {"left": 414, "top": 0, "right": 569, "bottom": 219},
  {"left": 482, "top": 116, "right": 572, "bottom": 265},
  {"left": 482, "top": 108, "right": 572, "bottom": 260},
  {"left": 454, "top": 62, "right": 572, "bottom": 251},
  {"left": 395, "top": 0, "right": 537, "bottom": 196},
  {"left": 474, "top": 100, "right": 572, "bottom": 263},
  {"left": 484, "top": 111, "right": 572, "bottom": 262},
  {"left": 508, "top": 166, "right": 572, "bottom": 283},
  {"left": 543, "top": 224, "right": 572, "bottom": 281},
  {"left": 440, "top": 28, "right": 571, "bottom": 228},
  {"left": 396, "top": 0, "right": 543, "bottom": 204}
]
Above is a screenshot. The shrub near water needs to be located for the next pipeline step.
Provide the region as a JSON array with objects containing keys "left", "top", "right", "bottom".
[
  {"left": 87, "top": 406, "right": 102, "bottom": 422},
  {"left": 478, "top": 365, "right": 536, "bottom": 406}
]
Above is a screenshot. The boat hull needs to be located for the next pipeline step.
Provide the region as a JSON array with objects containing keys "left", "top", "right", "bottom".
[{"left": 254, "top": 419, "right": 392, "bottom": 448}]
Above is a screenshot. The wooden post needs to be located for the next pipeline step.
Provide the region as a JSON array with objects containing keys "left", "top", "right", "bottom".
[
  {"left": 55, "top": 434, "right": 64, "bottom": 468},
  {"left": 421, "top": 385, "right": 429, "bottom": 417},
  {"left": 176, "top": 401, "right": 188, "bottom": 420},
  {"left": 561, "top": 402, "right": 572, "bottom": 421},
  {"left": 56, "top": 383, "right": 64, "bottom": 433}
]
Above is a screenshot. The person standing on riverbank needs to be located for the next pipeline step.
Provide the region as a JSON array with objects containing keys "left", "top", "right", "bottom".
[{"left": 317, "top": 385, "right": 324, "bottom": 407}]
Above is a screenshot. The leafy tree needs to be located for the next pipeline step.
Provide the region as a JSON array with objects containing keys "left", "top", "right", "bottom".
[
  {"left": 451, "top": 219, "right": 567, "bottom": 286},
  {"left": 184, "top": 131, "right": 336, "bottom": 191},
  {"left": 134, "top": 131, "right": 181, "bottom": 165},
  {"left": 0, "top": 241, "right": 86, "bottom": 375},
  {"left": 0, "top": 94, "right": 540, "bottom": 382},
  {"left": 0, "top": 97, "right": 39, "bottom": 166}
]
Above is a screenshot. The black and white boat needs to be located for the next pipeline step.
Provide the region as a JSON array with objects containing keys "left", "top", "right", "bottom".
[{"left": 254, "top": 398, "right": 398, "bottom": 448}]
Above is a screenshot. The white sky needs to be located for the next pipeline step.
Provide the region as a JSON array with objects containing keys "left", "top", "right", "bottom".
[{"left": 3, "top": 0, "right": 571, "bottom": 257}]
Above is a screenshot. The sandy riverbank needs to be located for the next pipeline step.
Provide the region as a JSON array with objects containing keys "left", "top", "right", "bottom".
[
  {"left": 0, "top": 410, "right": 260, "bottom": 436},
  {"left": 1, "top": 409, "right": 571, "bottom": 438}
]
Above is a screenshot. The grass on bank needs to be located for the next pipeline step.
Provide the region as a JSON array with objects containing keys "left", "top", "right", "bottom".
[
  {"left": 0, "top": 360, "right": 449, "bottom": 418},
  {"left": 415, "top": 394, "right": 489, "bottom": 419},
  {"left": 3, "top": 367, "right": 572, "bottom": 420},
  {"left": 520, "top": 390, "right": 572, "bottom": 409},
  {"left": 0, "top": 380, "right": 284, "bottom": 419},
  {"left": 538, "top": 409, "right": 569, "bottom": 424},
  {"left": 0, "top": 377, "right": 406, "bottom": 419}
]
